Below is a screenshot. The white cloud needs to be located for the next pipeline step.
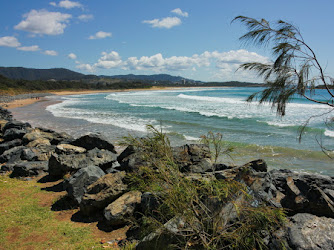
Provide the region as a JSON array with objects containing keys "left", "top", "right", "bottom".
[
  {"left": 68, "top": 53, "right": 77, "bottom": 59},
  {"left": 171, "top": 8, "right": 189, "bottom": 17},
  {"left": 95, "top": 51, "right": 123, "bottom": 69},
  {"left": 75, "top": 49, "right": 269, "bottom": 81},
  {"left": 15, "top": 9, "right": 71, "bottom": 35},
  {"left": 17, "top": 45, "right": 40, "bottom": 51},
  {"left": 76, "top": 63, "right": 95, "bottom": 72},
  {"left": 89, "top": 31, "right": 112, "bottom": 40},
  {"left": 78, "top": 14, "right": 93, "bottom": 22},
  {"left": 0, "top": 36, "right": 21, "bottom": 47},
  {"left": 43, "top": 50, "right": 58, "bottom": 56},
  {"left": 143, "top": 17, "right": 181, "bottom": 29},
  {"left": 51, "top": 0, "right": 83, "bottom": 9}
]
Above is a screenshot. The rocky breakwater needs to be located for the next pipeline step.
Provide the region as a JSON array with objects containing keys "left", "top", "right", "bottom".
[{"left": 1, "top": 107, "right": 334, "bottom": 249}]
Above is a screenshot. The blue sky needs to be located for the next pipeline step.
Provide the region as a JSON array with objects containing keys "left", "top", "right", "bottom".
[{"left": 0, "top": 0, "right": 333, "bottom": 82}]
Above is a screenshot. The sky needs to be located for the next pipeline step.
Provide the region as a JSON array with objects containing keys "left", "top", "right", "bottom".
[{"left": 0, "top": 0, "right": 333, "bottom": 82}]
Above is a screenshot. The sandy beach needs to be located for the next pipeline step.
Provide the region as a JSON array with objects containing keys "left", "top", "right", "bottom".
[{"left": 1, "top": 86, "right": 177, "bottom": 110}]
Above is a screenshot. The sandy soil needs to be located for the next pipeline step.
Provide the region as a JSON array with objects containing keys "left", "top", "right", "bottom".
[{"left": 0, "top": 97, "right": 46, "bottom": 109}]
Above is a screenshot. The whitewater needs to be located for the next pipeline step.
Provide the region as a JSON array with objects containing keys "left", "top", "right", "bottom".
[{"left": 12, "top": 87, "right": 334, "bottom": 175}]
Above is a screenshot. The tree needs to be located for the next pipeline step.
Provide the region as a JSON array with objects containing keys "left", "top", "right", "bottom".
[{"left": 233, "top": 16, "right": 334, "bottom": 156}]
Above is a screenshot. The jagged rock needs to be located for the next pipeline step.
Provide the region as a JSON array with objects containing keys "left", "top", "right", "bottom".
[
  {"left": 65, "top": 165, "right": 105, "bottom": 204},
  {"left": 0, "top": 139, "right": 23, "bottom": 154},
  {"left": 244, "top": 159, "right": 267, "bottom": 172},
  {"left": 10, "top": 161, "right": 48, "bottom": 178},
  {"left": 104, "top": 190, "right": 142, "bottom": 226},
  {"left": 105, "top": 162, "right": 121, "bottom": 174},
  {"left": 0, "top": 146, "right": 25, "bottom": 163},
  {"left": 27, "top": 138, "right": 51, "bottom": 147},
  {"left": 80, "top": 171, "right": 127, "bottom": 215},
  {"left": 0, "top": 119, "right": 8, "bottom": 130},
  {"left": 141, "top": 192, "right": 160, "bottom": 214},
  {"left": 3, "top": 120, "right": 31, "bottom": 132},
  {"left": 48, "top": 153, "right": 89, "bottom": 177},
  {"left": 287, "top": 213, "right": 334, "bottom": 250},
  {"left": 117, "top": 147, "right": 147, "bottom": 172},
  {"left": 55, "top": 144, "right": 86, "bottom": 155},
  {"left": 21, "top": 148, "right": 37, "bottom": 161},
  {"left": 0, "top": 163, "right": 16, "bottom": 173},
  {"left": 23, "top": 128, "right": 72, "bottom": 145},
  {"left": 0, "top": 107, "right": 12, "bottom": 121},
  {"left": 136, "top": 217, "right": 187, "bottom": 250},
  {"left": 86, "top": 148, "right": 117, "bottom": 171},
  {"left": 3, "top": 128, "right": 26, "bottom": 141},
  {"left": 71, "top": 133, "right": 116, "bottom": 153},
  {"left": 172, "top": 144, "right": 212, "bottom": 173},
  {"left": 31, "top": 144, "right": 56, "bottom": 161}
]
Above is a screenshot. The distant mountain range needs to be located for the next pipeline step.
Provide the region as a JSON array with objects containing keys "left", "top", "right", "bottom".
[
  {"left": 0, "top": 66, "right": 263, "bottom": 87},
  {"left": 0, "top": 67, "right": 196, "bottom": 83}
]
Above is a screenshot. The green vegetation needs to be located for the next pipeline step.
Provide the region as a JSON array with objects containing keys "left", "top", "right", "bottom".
[
  {"left": 233, "top": 16, "right": 334, "bottom": 155},
  {"left": 0, "top": 174, "right": 105, "bottom": 249},
  {"left": 123, "top": 126, "right": 286, "bottom": 249},
  {"left": 0, "top": 74, "right": 151, "bottom": 94}
]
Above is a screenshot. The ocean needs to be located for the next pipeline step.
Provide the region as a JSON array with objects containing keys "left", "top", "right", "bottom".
[{"left": 11, "top": 87, "right": 334, "bottom": 175}]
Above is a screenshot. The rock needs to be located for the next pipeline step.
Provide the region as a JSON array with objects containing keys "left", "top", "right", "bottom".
[
  {"left": 0, "top": 163, "right": 16, "bottom": 173},
  {"left": 0, "top": 107, "right": 12, "bottom": 121},
  {"left": 105, "top": 162, "right": 121, "bottom": 174},
  {"left": 3, "top": 128, "right": 26, "bottom": 141},
  {"left": 0, "top": 139, "right": 23, "bottom": 154},
  {"left": 23, "top": 128, "right": 72, "bottom": 145},
  {"left": 27, "top": 138, "right": 51, "bottom": 147},
  {"left": 10, "top": 161, "right": 48, "bottom": 178},
  {"left": 244, "top": 159, "right": 267, "bottom": 172},
  {"left": 65, "top": 165, "right": 105, "bottom": 204},
  {"left": 287, "top": 213, "right": 334, "bottom": 250},
  {"left": 31, "top": 144, "right": 56, "bottom": 161},
  {"left": 0, "top": 119, "right": 8, "bottom": 130},
  {"left": 56, "top": 144, "right": 86, "bottom": 155},
  {"left": 136, "top": 217, "right": 187, "bottom": 250},
  {"left": 71, "top": 133, "right": 116, "bottom": 153},
  {"left": 86, "top": 148, "right": 117, "bottom": 171},
  {"left": 104, "top": 190, "right": 142, "bottom": 226},
  {"left": 172, "top": 144, "right": 212, "bottom": 173},
  {"left": 0, "top": 146, "right": 25, "bottom": 163},
  {"left": 141, "top": 192, "right": 160, "bottom": 214},
  {"left": 117, "top": 148, "right": 147, "bottom": 172},
  {"left": 3, "top": 120, "right": 31, "bottom": 132},
  {"left": 80, "top": 171, "right": 128, "bottom": 215},
  {"left": 21, "top": 148, "right": 37, "bottom": 161},
  {"left": 48, "top": 147, "right": 117, "bottom": 178},
  {"left": 48, "top": 152, "right": 89, "bottom": 177}
]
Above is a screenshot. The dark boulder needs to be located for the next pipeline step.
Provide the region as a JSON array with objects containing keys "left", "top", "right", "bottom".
[
  {"left": 71, "top": 133, "right": 116, "bottom": 153},
  {"left": 0, "top": 146, "right": 25, "bottom": 163},
  {"left": 0, "top": 139, "right": 23, "bottom": 154},
  {"left": 21, "top": 148, "right": 38, "bottom": 161},
  {"left": 172, "top": 144, "right": 212, "bottom": 173},
  {"left": 48, "top": 152, "right": 89, "bottom": 177},
  {"left": 3, "top": 120, "right": 31, "bottom": 132},
  {"left": 65, "top": 165, "right": 105, "bottom": 204},
  {"left": 104, "top": 190, "right": 142, "bottom": 226},
  {"left": 80, "top": 171, "right": 128, "bottom": 215},
  {"left": 10, "top": 161, "right": 48, "bottom": 178},
  {"left": 0, "top": 107, "right": 12, "bottom": 121},
  {"left": 86, "top": 148, "right": 117, "bottom": 171},
  {"left": 3, "top": 128, "right": 26, "bottom": 141}
]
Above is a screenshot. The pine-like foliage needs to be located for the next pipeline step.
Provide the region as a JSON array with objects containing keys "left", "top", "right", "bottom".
[{"left": 233, "top": 16, "right": 334, "bottom": 116}]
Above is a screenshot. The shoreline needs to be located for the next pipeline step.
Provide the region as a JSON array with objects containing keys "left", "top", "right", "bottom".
[{"left": 1, "top": 86, "right": 180, "bottom": 109}]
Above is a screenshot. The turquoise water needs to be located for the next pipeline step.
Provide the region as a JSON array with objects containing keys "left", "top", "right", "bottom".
[{"left": 16, "top": 87, "right": 334, "bottom": 175}]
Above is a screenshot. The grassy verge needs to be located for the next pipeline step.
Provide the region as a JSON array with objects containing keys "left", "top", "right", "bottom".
[{"left": 0, "top": 174, "right": 132, "bottom": 249}]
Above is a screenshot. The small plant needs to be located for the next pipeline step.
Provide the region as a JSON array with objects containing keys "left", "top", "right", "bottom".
[
  {"left": 123, "top": 126, "right": 286, "bottom": 249},
  {"left": 200, "top": 131, "right": 234, "bottom": 165}
]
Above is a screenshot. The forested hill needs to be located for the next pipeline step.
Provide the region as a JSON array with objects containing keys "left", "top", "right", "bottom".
[{"left": 0, "top": 67, "right": 97, "bottom": 81}]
